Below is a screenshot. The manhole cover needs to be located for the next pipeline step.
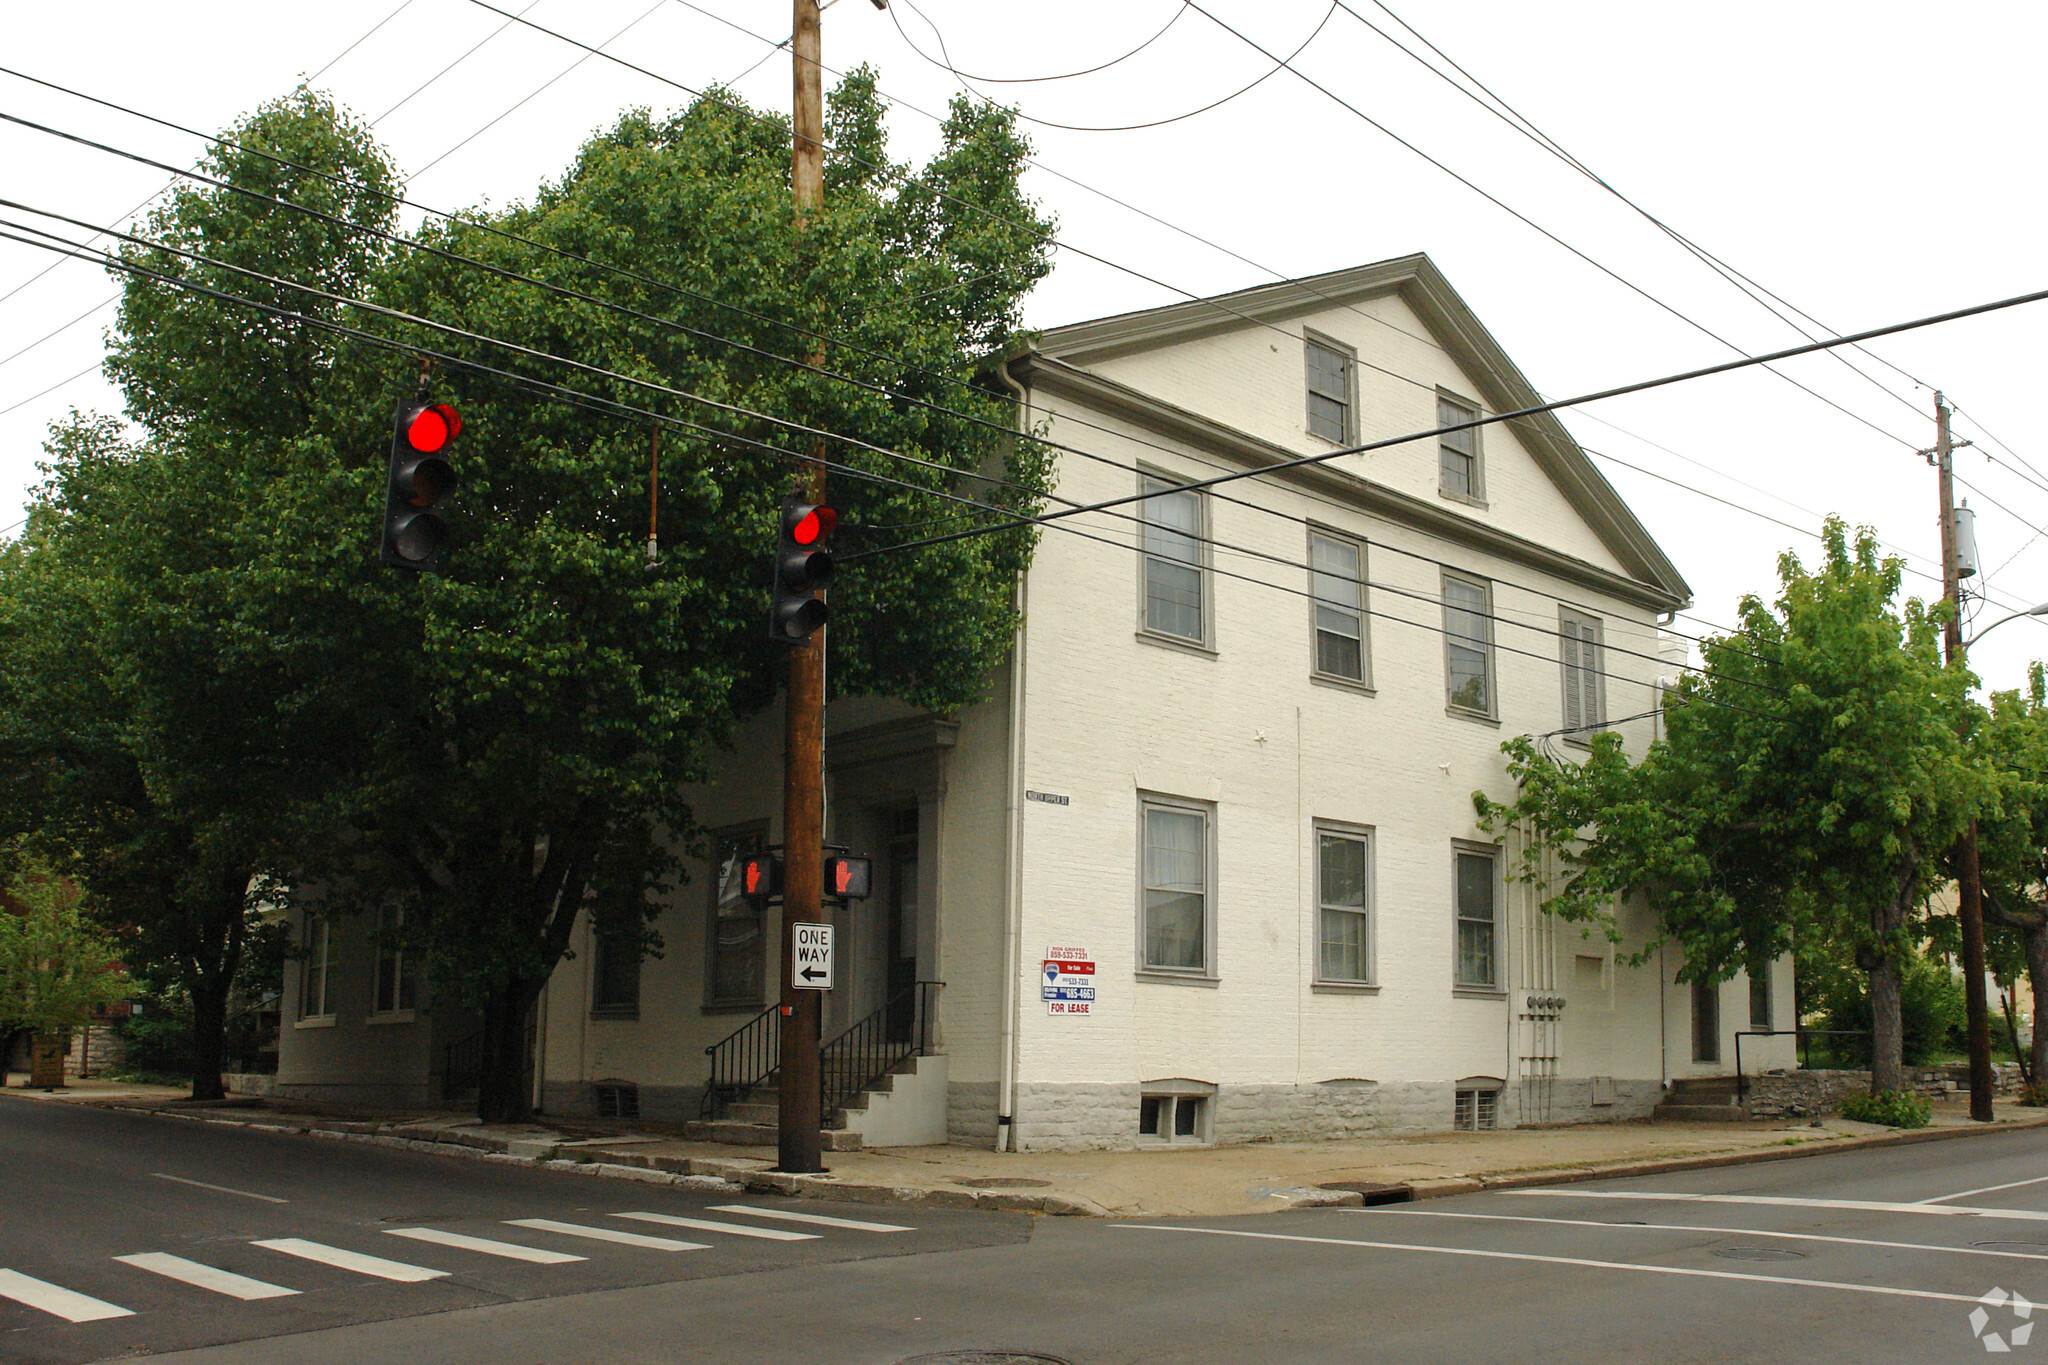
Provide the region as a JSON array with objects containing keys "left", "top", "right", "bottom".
[
  {"left": 1317, "top": 1181, "right": 1413, "bottom": 1205},
  {"left": 1973, "top": 1241, "right": 2048, "bottom": 1251},
  {"left": 954, "top": 1178, "right": 1053, "bottom": 1190},
  {"left": 1711, "top": 1247, "right": 1807, "bottom": 1261},
  {"left": 893, "top": 1355, "right": 1074, "bottom": 1365}
]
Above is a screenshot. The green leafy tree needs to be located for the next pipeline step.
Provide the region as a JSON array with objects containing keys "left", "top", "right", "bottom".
[
  {"left": 1476, "top": 520, "right": 1982, "bottom": 1093},
  {"left": 27, "top": 77, "right": 1051, "bottom": 1120},
  {"left": 1968, "top": 667, "right": 2048, "bottom": 1095},
  {"left": 0, "top": 860, "right": 136, "bottom": 1086}
]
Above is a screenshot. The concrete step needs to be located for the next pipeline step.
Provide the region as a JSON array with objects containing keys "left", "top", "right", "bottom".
[
  {"left": 725, "top": 1102, "right": 777, "bottom": 1124},
  {"left": 1653, "top": 1102, "right": 1751, "bottom": 1123},
  {"left": 682, "top": 1119, "right": 863, "bottom": 1151}
]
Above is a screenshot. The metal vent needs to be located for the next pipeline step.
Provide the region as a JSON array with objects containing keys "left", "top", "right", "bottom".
[{"left": 593, "top": 1081, "right": 640, "bottom": 1119}]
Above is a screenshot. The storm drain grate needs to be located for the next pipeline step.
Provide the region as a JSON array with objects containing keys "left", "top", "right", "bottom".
[
  {"left": 893, "top": 1354, "right": 1074, "bottom": 1365},
  {"left": 1711, "top": 1247, "right": 1808, "bottom": 1261},
  {"left": 1317, "top": 1181, "right": 1413, "bottom": 1206}
]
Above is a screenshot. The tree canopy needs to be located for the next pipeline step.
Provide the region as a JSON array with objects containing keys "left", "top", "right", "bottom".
[{"left": 1476, "top": 519, "right": 1983, "bottom": 1093}]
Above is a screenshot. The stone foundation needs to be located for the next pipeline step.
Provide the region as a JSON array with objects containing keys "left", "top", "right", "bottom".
[
  {"left": 1003, "top": 1076, "right": 1664, "bottom": 1152},
  {"left": 946, "top": 1080, "right": 999, "bottom": 1146},
  {"left": 540, "top": 1079, "right": 700, "bottom": 1124},
  {"left": 63, "top": 1023, "right": 125, "bottom": 1079}
]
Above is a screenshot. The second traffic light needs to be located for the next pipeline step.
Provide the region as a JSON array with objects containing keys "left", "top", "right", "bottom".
[
  {"left": 381, "top": 397, "right": 460, "bottom": 571},
  {"left": 770, "top": 500, "right": 836, "bottom": 642}
]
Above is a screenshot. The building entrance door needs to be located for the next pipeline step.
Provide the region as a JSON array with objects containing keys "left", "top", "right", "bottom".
[{"left": 885, "top": 832, "right": 918, "bottom": 1044}]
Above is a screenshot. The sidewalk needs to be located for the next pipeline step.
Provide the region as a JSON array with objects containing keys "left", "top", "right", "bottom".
[{"left": 7, "top": 1074, "right": 2043, "bottom": 1218}]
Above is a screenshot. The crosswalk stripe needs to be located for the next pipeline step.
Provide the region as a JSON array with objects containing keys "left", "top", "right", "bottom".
[
  {"left": 705, "top": 1205, "right": 914, "bottom": 1233},
  {"left": 613, "top": 1212, "right": 819, "bottom": 1242},
  {"left": 385, "top": 1228, "right": 586, "bottom": 1264},
  {"left": 251, "top": 1239, "right": 447, "bottom": 1282},
  {"left": 0, "top": 1269, "right": 134, "bottom": 1322},
  {"left": 504, "top": 1219, "right": 707, "bottom": 1252},
  {"left": 114, "top": 1253, "right": 298, "bottom": 1300}
]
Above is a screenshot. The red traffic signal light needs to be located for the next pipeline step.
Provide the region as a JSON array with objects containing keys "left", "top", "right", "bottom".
[
  {"left": 770, "top": 500, "right": 836, "bottom": 642},
  {"left": 383, "top": 398, "right": 461, "bottom": 570},
  {"left": 823, "top": 855, "right": 871, "bottom": 900}
]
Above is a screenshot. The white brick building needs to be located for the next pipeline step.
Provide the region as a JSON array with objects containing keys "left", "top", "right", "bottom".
[{"left": 277, "top": 255, "right": 1794, "bottom": 1146}]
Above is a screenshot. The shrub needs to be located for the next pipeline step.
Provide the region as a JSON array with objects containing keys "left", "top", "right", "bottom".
[{"left": 1839, "top": 1089, "right": 1931, "bottom": 1128}]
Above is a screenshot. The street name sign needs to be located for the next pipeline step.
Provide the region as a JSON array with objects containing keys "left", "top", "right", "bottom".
[{"left": 792, "top": 922, "right": 834, "bottom": 991}]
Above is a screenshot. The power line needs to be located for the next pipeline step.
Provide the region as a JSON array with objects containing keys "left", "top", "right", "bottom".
[
  {"left": 0, "top": 360, "right": 99, "bottom": 419},
  {"left": 847, "top": 277, "right": 2048, "bottom": 563},
  {"left": 891, "top": 0, "right": 1334, "bottom": 133},
  {"left": 885, "top": 0, "right": 1187, "bottom": 83}
]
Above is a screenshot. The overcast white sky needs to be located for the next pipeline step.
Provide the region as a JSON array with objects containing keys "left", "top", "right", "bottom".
[{"left": 4, "top": 1, "right": 2046, "bottom": 688}]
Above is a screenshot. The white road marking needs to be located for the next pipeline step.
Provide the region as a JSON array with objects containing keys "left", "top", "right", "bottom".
[
  {"left": 384, "top": 1228, "right": 585, "bottom": 1264},
  {"left": 1373, "top": 1208, "right": 2048, "bottom": 1261},
  {"left": 0, "top": 1269, "right": 134, "bottom": 1322},
  {"left": 1507, "top": 1189, "right": 2048, "bottom": 1222},
  {"left": 613, "top": 1213, "right": 818, "bottom": 1241},
  {"left": 504, "top": 1219, "right": 707, "bottom": 1252},
  {"left": 114, "top": 1253, "right": 299, "bottom": 1300},
  {"left": 1113, "top": 1225, "right": 1993, "bottom": 1306},
  {"left": 151, "top": 1173, "right": 287, "bottom": 1204},
  {"left": 1917, "top": 1173, "right": 2048, "bottom": 1204},
  {"left": 705, "top": 1205, "right": 913, "bottom": 1232},
  {"left": 251, "top": 1239, "right": 447, "bottom": 1282}
]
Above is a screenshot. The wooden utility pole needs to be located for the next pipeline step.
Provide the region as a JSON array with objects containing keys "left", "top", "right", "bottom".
[
  {"left": 1936, "top": 391, "right": 1997, "bottom": 1122},
  {"left": 776, "top": 0, "right": 829, "bottom": 1174}
]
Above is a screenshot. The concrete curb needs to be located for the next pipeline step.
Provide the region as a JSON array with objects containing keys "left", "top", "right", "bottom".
[{"left": 16, "top": 1090, "right": 2044, "bottom": 1218}]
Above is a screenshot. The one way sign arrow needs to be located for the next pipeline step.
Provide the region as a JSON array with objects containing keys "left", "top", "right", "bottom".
[{"left": 799, "top": 966, "right": 828, "bottom": 983}]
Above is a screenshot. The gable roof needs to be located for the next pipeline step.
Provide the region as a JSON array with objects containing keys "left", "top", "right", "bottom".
[{"left": 1014, "top": 253, "right": 1692, "bottom": 610}]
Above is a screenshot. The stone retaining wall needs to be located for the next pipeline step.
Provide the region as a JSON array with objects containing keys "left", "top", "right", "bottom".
[{"left": 1744, "top": 1063, "right": 2029, "bottom": 1118}]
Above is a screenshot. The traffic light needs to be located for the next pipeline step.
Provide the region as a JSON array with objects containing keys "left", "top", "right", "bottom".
[
  {"left": 736, "top": 851, "right": 783, "bottom": 903},
  {"left": 381, "top": 397, "right": 460, "bottom": 570},
  {"left": 769, "top": 500, "right": 836, "bottom": 642},
  {"left": 823, "top": 854, "right": 871, "bottom": 901}
]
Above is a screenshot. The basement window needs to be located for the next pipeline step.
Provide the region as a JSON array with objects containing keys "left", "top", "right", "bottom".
[
  {"left": 1454, "top": 1087, "right": 1499, "bottom": 1132},
  {"left": 1137, "top": 1079, "right": 1214, "bottom": 1144},
  {"left": 593, "top": 1081, "right": 640, "bottom": 1120}
]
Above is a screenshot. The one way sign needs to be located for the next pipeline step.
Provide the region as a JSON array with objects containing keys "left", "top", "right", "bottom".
[{"left": 792, "top": 922, "right": 835, "bottom": 991}]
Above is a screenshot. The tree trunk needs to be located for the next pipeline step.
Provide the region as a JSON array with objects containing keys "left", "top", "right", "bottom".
[
  {"left": 29, "top": 1034, "right": 68, "bottom": 1088},
  {"left": 476, "top": 981, "right": 539, "bottom": 1123},
  {"left": 188, "top": 977, "right": 228, "bottom": 1101},
  {"left": 1868, "top": 952, "right": 1905, "bottom": 1094}
]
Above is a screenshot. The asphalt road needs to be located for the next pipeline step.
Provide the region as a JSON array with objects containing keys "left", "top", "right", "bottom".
[{"left": 6, "top": 1098, "right": 2046, "bottom": 1364}]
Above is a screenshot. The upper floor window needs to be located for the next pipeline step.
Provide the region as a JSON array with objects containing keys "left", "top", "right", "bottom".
[
  {"left": 301, "top": 916, "right": 333, "bottom": 1021},
  {"left": 1305, "top": 336, "right": 1355, "bottom": 444},
  {"left": 1140, "top": 475, "right": 1206, "bottom": 644},
  {"left": 1438, "top": 392, "right": 1482, "bottom": 501},
  {"left": 1309, "top": 530, "right": 1367, "bottom": 684},
  {"left": 1443, "top": 571, "right": 1495, "bottom": 716},
  {"left": 1559, "top": 607, "right": 1605, "bottom": 742},
  {"left": 1317, "top": 824, "right": 1373, "bottom": 984}
]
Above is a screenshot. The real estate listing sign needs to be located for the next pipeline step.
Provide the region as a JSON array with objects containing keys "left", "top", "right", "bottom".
[{"left": 1043, "top": 944, "right": 1094, "bottom": 1016}]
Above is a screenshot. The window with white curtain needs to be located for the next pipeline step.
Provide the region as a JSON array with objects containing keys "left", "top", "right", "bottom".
[
  {"left": 1309, "top": 530, "right": 1367, "bottom": 683},
  {"left": 1141, "top": 797, "right": 1212, "bottom": 974},
  {"left": 1141, "top": 475, "right": 1206, "bottom": 644}
]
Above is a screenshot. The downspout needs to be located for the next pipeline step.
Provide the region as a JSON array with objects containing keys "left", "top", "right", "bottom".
[{"left": 994, "top": 355, "right": 1032, "bottom": 1152}]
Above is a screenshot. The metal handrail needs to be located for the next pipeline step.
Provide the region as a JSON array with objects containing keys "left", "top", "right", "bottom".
[
  {"left": 699, "top": 1002, "right": 781, "bottom": 1120},
  {"left": 1734, "top": 1028, "right": 1869, "bottom": 1097},
  {"left": 819, "top": 980, "right": 941, "bottom": 1122}
]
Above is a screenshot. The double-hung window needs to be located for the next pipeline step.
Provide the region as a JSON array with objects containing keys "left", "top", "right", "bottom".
[
  {"left": 1140, "top": 796, "right": 1212, "bottom": 974},
  {"left": 591, "top": 921, "right": 641, "bottom": 1018},
  {"left": 1454, "top": 843, "right": 1501, "bottom": 990},
  {"left": 1559, "top": 607, "right": 1605, "bottom": 742},
  {"left": 1309, "top": 531, "right": 1368, "bottom": 684},
  {"left": 1438, "top": 392, "right": 1482, "bottom": 500},
  {"left": 706, "top": 825, "right": 767, "bottom": 1008},
  {"left": 1317, "top": 825, "right": 1373, "bottom": 984},
  {"left": 1140, "top": 475, "right": 1206, "bottom": 644},
  {"left": 1749, "top": 960, "right": 1773, "bottom": 1030},
  {"left": 301, "top": 916, "right": 333, "bottom": 1021},
  {"left": 371, "top": 905, "right": 417, "bottom": 1015},
  {"left": 1305, "top": 336, "right": 1354, "bottom": 444},
  {"left": 1443, "top": 572, "right": 1495, "bottom": 716}
]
